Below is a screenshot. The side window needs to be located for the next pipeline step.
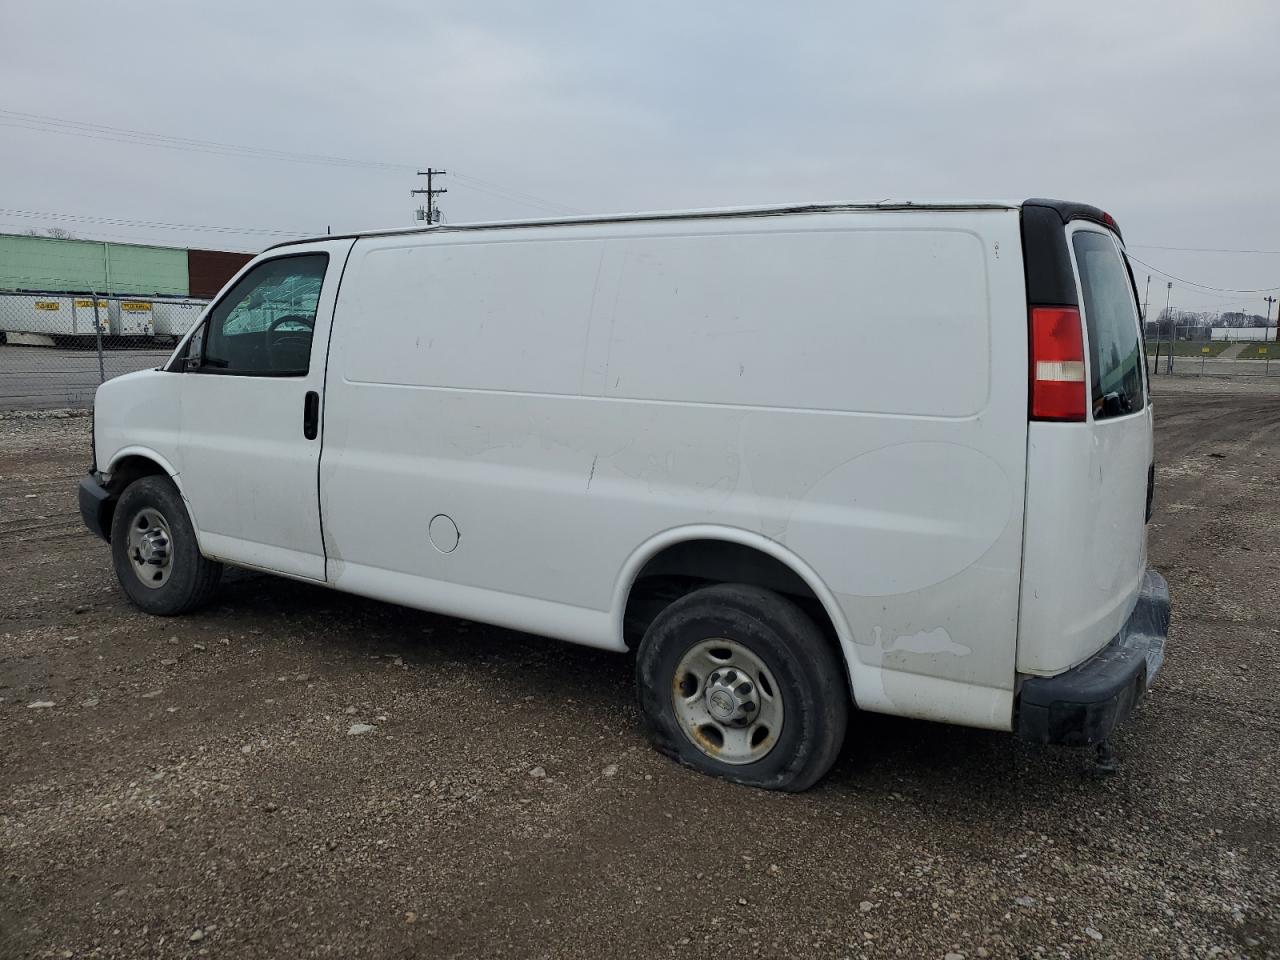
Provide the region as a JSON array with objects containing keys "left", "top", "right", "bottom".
[
  {"left": 201, "top": 254, "right": 328, "bottom": 375},
  {"left": 1072, "top": 231, "right": 1145, "bottom": 420}
]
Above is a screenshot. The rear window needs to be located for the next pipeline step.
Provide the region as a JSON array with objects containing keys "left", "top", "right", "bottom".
[{"left": 1072, "top": 231, "right": 1145, "bottom": 419}]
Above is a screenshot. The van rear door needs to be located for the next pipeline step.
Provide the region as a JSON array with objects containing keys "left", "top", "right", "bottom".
[{"left": 1017, "top": 201, "right": 1152, "bottom": 676}]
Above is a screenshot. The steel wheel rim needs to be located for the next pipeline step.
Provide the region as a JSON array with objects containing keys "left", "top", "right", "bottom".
[
  {"left": 126, "top": 507, "right": 173, "bottom": 589},
  {"left": 671, "top": 638, "right": 784, "bottom": 765}
]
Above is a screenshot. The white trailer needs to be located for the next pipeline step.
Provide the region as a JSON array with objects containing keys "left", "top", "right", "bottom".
[
  {"left": 0, "top": 294, "right": 108, "bottom": 345},
  {"left": 151, "top": 298, "right": 207, "bottom": 341},
  {"left": 72, "top": 298, "right": 112, "bottom": 337},
  {"left": 108, "top": 299, "right": 156, "bottom": 339}
]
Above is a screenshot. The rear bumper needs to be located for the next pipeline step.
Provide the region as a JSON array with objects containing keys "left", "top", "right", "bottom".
[
  {"left": 1016, "top": 569, "right": 1170, "bottom": 746},
  {"left": 78, "top": 472, "right": 116, "bottom": 542}
]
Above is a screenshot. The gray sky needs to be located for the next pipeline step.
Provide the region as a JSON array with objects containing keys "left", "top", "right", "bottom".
[{"left": 2, "top": 0, "right": 1278, "bottom": 317}]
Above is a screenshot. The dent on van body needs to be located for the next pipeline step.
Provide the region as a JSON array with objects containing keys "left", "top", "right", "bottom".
[
  {"left": 782, "top": 437, "right": 1022, "bottom": 729},
  {"left": 834, "top": 560, "right": 1023, "bottom": 729}
]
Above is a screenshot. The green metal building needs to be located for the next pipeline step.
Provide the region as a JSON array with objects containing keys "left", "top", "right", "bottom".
[{"left": 0, "top": 233, "right": 251, "bottom": 297}]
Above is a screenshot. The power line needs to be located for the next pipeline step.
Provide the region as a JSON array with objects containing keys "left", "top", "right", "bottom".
[
  {"left": 450, "top": 171, "right": 581, "bottom": 215},
  {"left": 1142, "top": 280, "right": 1271, "bottom": 305},
  {"left": 0, "top": 206, "right": 308, "bottom": 238},
  {"left": 1124, "top": 253, "right": 1280, "bottom": 294},
  {"left": 2, "top": 107, "right": 580, "bottom": 216},
  {"left": 448, "top": 177, "right": 577, "bottom": 216},
  {"left": 0, "top": 119, "right": 398, "bottom": 171},
  {"left": 0, "top": 108, "right": 409, "bottom": 171},
  {"left": 1129, "top": 243, "right": 1280, "bottom": 255}
]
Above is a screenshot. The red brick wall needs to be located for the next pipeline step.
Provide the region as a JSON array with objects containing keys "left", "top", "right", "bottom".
[{"left": 187, "top": 249, "right": 254, "bottom": 299}]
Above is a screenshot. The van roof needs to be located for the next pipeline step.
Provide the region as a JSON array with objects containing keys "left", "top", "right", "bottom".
[{"left": 266, "top": 199, "right": 1032, "bottom": 251}]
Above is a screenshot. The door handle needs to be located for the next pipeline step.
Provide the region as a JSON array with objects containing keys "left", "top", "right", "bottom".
[{"left": 303, "top": 390, "right": 320, "bottom": 440}]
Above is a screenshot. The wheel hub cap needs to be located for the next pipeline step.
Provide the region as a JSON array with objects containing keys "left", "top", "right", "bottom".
[
  {"left": 138, "top": 530, "right": 168, "bottom": 563},
  {"left": 704, "top": 669, "right": 758, "bottom": 726},
  {"left": 671, "top": 638, "right": 784, "bottom": 766},
  {"left": 126, "top": 507, "right": 173, "bottom": 589}
]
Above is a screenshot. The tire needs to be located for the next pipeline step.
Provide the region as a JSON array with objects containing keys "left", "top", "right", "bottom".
[
  {"left": 110, "top": 475, "right": 222, "bottom": 615},
  {"left": 635, "top": 583, "right": 848, "bottom": 792}
]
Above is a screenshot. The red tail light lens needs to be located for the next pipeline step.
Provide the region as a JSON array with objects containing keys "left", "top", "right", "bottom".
[{"left": 1030, "top": 306, "right": 1086, "bottom": 422}]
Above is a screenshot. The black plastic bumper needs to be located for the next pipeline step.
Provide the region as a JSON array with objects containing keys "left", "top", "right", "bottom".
[
  {"left": 1016, "top": 569, "right": 1170, "bottom": 747},
  {"left": 78, "top": 473, "right": 116, "bottom": 542}
]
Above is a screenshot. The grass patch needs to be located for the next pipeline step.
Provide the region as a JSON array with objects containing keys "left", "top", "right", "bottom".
[
  {"left": 1229, "top": 342, "right": 1276, "bottom": 360},
  {"left": 1145, "top": 340, "right": 1234, "bottom": 358}
]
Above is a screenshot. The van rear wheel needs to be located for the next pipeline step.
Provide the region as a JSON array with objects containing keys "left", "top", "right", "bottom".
[
  {"left": 635, "top": 583, "right": 848, "bottom": 792},
  {"left": 110, "top": 475, "right": 222, "bottom": 615}
]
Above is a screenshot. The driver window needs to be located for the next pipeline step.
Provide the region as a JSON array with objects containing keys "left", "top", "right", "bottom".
[{"left": 201, "top": 254, "right": 328, "bottom": 375}]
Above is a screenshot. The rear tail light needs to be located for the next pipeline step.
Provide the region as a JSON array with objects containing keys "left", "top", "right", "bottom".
[{"left": 1030, "top": 306, "right": 1086, "bottom": 422}]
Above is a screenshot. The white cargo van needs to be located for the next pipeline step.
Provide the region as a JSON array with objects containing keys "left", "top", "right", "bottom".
[{"left": 80, "top": 199, "right": 1169, "bottom": 790}]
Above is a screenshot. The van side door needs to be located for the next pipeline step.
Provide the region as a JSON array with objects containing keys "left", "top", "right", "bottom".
[{"left": 176, "top": 240, "right": 353, "bottom": 580}]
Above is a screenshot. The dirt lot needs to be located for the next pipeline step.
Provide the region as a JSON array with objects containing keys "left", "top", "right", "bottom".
[{"left": 1, "top": 379, "right": 1277, "bottom": 960}]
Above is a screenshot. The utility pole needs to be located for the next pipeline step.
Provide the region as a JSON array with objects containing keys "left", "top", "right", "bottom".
[
  {"left": 1141, "top": 274, "right": 1154, "bottom": 376},
  {"left": 1159, "top": 281, "right": 1173, "bottom": 375},
  {"left": 1266, "top": 294, "right": 1278, "bottom": 342},
  {"left": 411, "top": 168, "right": 447, "bottom": 224}
]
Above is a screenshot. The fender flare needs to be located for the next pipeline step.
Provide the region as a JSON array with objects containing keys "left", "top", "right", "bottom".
[
  {"left": 609, "top": 524, "right": 859, "bottom": 698},
  {"left": 103, "top": 446, "right": 202, "bottom": 535},
  {"left": 105, "top": 445, "right": 181, "bottom": 481}
]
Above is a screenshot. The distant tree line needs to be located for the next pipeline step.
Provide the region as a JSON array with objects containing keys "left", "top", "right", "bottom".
[
  {"left": 24, "top": 227, "right": 77, "bottom": 240},
  {"left": 1147, "top": 308, "right": 1268, "bottom": 338}
]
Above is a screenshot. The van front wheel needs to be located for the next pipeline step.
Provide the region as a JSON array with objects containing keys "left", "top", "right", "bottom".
[
  {"left": 110, "top": 475, "right": 222, "bottom": 615},
  {"left": 635, "top": 583, "right": 848, "bottom": 792}
]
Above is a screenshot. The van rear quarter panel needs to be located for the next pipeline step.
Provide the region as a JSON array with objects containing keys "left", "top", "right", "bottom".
[
  {"left": 1017, "top": 413, "right": 1151, "bottom": 676},
  {"left": 1017, "top": 223, "right": 1153, "bottom": 676},
  {"left": 320, "top": 210, "right": 1030, "bottom": 729}
]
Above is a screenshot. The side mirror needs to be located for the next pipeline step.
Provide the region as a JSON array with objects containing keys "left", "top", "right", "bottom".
[{"left": 180, "top": 321, "right": 205, "bottom": 372}]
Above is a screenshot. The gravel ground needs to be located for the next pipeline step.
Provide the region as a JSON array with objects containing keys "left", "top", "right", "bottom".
[{"left": 1, "top": 382, "right": 1277, "bottom": 960}]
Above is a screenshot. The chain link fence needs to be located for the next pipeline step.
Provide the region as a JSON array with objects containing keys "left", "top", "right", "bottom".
[
  {"left": 1146, "top": 323, "right": 1279, "bottom": 379},
  {"left": 0, "top": 291, "right": 206, "bottom": 410}
]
